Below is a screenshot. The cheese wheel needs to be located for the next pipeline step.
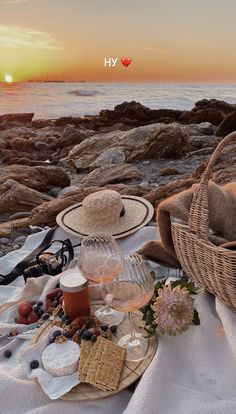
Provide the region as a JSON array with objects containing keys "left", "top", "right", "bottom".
[{"left": 42, "top": 340, "right": 80, "bottom": 376}]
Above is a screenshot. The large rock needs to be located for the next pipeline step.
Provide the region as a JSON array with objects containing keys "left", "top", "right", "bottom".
[
  {"left": 215, "top": 112, "right": 236, "bottom": 137},
  {"left": 193, "top": 99, "right": 235, "bottom": 114},
  {"left": 182, "top": 122, "right": 215, "bottom": 136},
  {"left": 189, "top": 135, "right": 222, "bottom": 151},
  {"left": 193, "top": 148, "right": 236, "bottom": 184},
  {"left": 0, "top": 165, "right": 70, "bottom": 191},
  {"left": 79, "top": 163, "right": 143, "bottom": 187},
  {"left": 0, "top": 180, "right": 51, "bottom": 213},
  {"left": 99, "top": 101, "right": 182, "bottom": 126},
  {"left": 50, "top": 126, "right": 91, "bottom": 150},
  {"left": 180, "top": 109, "right": 224, "bottom": 126},
  {"left": 66, "top": 123, "right": 190, "bottom": 170},
  {"left": 90, "top": 147, "right": 126, "bottom": 168},
  {"left": 0, "top": 113, "right": 34, "bottom": 125}
]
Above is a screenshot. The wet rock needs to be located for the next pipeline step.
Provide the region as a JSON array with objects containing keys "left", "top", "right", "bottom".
[
  {"left": 79, "top": 163, "right": 143, "bottom": 188},
  {"left": 66, "top": 123, "right": 190, "bottom": 170},
  {"left": 215, "top": 112, "right": 236, "bottom": 137}
]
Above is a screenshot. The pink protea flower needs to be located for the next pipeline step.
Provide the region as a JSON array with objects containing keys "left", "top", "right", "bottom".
[{"left": 152, "top": 284, "right": 194, "bottom": 335}]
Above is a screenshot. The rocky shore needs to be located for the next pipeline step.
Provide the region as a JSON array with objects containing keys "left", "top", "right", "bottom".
[{"left": 0, "top": 98, "right": 236, "bottom": 256}]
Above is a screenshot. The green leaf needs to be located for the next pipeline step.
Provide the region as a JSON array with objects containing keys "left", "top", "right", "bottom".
[{"left": 192, "top": 309, "right": 200, "bottom": 325}]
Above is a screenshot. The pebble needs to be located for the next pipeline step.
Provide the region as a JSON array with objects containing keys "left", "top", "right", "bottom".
[
  {"left": 12, "top": 244, "right": 20, "bottom": 250},
  {"left": 14, "top": 235, "right": 26, "bottom": 244},
  {"left": 0, "top": 238, "right": 9, "bottom": 245},
  {"left": 48, "top": 187, "right": 61, "bottom": 197},
  {"left": 57, "top": 186, "right": 78, "bottom": 197},
  {"left": 9, "top": 212, "right": 31, "bottom": 220}
]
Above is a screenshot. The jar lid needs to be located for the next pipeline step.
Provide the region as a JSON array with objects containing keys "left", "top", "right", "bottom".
[{"left": 60, "top": 269, "right": 88, "bottom": 293}]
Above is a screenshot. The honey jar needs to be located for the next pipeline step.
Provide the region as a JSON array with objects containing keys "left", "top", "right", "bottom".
[{"left": 60, "top": 269, "right": 90, "bottom": 321}]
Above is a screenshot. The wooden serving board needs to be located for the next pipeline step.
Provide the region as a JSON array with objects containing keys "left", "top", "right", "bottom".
[{"left": 31, "top": 302, "right": 157, "bottom": 401}]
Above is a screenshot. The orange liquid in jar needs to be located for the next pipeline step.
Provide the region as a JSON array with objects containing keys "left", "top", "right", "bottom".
[{"left": 60, "top": 269, "right": 90, "bottom": 321}]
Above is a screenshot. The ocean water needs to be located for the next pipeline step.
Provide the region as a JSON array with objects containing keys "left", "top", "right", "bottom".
[{"left": 0, "top": 82, "right": 236, "bottom": 119}]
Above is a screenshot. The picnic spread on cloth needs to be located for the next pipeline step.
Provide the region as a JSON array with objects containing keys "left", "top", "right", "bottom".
[{"left": 0, "top": 226, "right": 236, "bottom": 414}]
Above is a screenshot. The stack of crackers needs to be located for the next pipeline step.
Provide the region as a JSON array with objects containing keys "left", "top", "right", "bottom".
[{"left": 78, "top": 336, "right": 126, "bottom": 392}]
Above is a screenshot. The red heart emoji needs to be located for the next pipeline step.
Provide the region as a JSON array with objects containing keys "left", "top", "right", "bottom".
[{"left": 121, "top": 57, "right": 132, "bottom": 67}]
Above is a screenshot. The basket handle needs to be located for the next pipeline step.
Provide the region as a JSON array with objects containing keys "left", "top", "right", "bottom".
[{"left": 189, "top": 131, "right": 236, "bottom": 240}]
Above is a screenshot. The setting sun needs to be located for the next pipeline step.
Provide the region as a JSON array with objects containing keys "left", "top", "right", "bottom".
[{"left": 4, "top": 74, "right": 13, "bottom": 83}]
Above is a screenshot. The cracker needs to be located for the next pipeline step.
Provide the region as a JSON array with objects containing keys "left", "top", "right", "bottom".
[
  {"left": 78, "top": 340, "right": 94, "bottom": 382},
  {"left": 85, "top": 337, "right": 126, "bottom": 391},
  {"left": 83, "top": 336, "right": 105, "bottom": 378}
]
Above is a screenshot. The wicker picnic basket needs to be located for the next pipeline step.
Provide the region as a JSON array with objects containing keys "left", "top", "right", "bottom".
[{"left": 171, "top": 131, "right": 236, "bottom": 311}]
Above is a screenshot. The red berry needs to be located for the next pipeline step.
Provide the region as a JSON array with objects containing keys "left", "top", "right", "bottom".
[
  {"left": 89, "top": 328, "right": 101, "bottom": 337},
  {"left": 15, "top": 315, "right": 28, "bottom": 325},
  {"left": 46, "top": 288, "right": 62, "bottom": 300},
  {"left": 27, "top": 311, "right": 39, "bottom": 324},
  {"left": 18, "top": 302, "right": 33, "bottom": 317}
]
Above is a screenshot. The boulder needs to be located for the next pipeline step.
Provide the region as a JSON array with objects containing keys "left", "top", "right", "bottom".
[
  {"left": 0, "top": 180, "right": 51, "bottom": 213},
  {"left": 193, "top": 148, "right": 236, "bottom": 184},
  {"left": 79, "top": 163, "right": 143, "bottom": 187},
  {"left": 180, "top": 109, "right": 224, "bottom": 126},
  {"left": 0, "top": 165, "right": 70, "bottom": 191},
  {"left": 193, "top": 99, "right": 235, "bottom": 115},
  {"left": 50, "top": 126, "right": 91, "bottom": 150},
  {"left": 215, "top": 112, "right": 236, "bottom": 137},
  {"left": 66, "top": 123, "right": 190, "bottom": 170},
  {"left": 0, "top": 113, "right": 34, "bottom": 125},
  {"left": 99, "top": 101, "right": 182, "bottom": 125}
]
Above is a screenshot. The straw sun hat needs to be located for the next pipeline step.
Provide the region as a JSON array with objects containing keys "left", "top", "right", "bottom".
[{"left": 56, "top": 190, "right": 154, "bottom": 239}]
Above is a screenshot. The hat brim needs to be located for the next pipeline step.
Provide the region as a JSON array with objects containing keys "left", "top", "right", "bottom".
[{"left": 56, "top": 195, "right": 154, "bottom": 239}]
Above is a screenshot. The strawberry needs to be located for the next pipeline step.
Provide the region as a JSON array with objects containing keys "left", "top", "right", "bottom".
[
  {"left": 46, "top": 288, "right": 62, "bottom": 300},
  {"left": 27, "top": 311, "right": 39, "bottom": 324},
  {"left": 15, "top": 315, "right": 28, "bottom": 325},
  {"left": 46, "top": 297, "right": 53, "bottom": 311},
  {"left": 89, "top": 328, "right": 101, "bottom": 337},
  {"left": 18, "top": 302, "right": 33, "bottom": 317}
]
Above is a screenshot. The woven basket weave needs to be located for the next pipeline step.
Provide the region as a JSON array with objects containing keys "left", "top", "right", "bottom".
[{"left": 171, "top": 131, "right": 236, "bottom": 311}]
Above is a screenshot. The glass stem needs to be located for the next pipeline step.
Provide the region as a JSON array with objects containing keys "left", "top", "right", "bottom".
[{"left": 128, "top": 312, "right": 136, "bottom": 341}]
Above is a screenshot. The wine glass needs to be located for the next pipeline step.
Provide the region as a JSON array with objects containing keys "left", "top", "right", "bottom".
[
  {"left": 102, "top": 253, "right": 155, "bottom": 361},
  {"left": 78, "top": 234, "right": 125, "bottom": 325}
]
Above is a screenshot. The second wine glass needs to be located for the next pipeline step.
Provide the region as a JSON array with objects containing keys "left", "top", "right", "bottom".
[{"left": 78, "top": 234, "right": 125, "bottom": 325}]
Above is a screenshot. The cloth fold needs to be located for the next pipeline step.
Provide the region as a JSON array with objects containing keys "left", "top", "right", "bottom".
[{"left": 138, "top": 180, "right": 236, "bottom": 267}]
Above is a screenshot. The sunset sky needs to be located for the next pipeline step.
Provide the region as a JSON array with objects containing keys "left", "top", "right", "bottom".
[{"left": 0, "top": 0, "right": 236, "bottom": 82}]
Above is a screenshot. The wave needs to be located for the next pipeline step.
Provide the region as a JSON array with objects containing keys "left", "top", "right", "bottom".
[{"left": 68, "top": 89, "right": 98, "bottom": 97}]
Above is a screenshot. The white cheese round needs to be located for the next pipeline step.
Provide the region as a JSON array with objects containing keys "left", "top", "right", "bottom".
[{"left": 42, "top": 340, "right": 80, "bottom": 376}]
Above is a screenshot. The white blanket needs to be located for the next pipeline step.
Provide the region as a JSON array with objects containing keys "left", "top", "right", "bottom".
[{"left": 0, "top": 226, "right": 236, "bottom": 414}]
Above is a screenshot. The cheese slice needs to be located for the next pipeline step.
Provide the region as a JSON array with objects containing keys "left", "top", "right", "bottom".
[{"left": 42, "top": 341, "right": 80, "bottom": 376}]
